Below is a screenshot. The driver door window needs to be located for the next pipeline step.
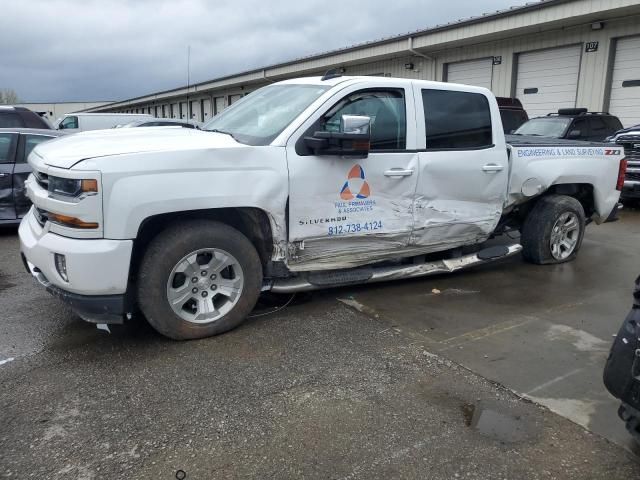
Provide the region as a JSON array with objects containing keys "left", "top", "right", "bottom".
[
  {"left": 59, "top": 116, "right": 78, "bottom": 130},
  {"left": 320, "top": 90, "right": 406, "bottom": 150}
]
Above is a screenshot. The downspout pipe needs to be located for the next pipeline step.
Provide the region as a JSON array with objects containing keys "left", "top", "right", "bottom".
[{"left": 407, "top": 36, "right": 433, "bottom": 61}]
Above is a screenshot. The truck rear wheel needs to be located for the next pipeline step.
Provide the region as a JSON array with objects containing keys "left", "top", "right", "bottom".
[
  {"left": 137, "top": 220, "right": 263, "bottom": 340},
  {"left": 521, "top": 195, "right": 586, "bottom": 265}
]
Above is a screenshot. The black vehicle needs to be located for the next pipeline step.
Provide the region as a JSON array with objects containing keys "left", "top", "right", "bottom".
[
  {"left": 496, "top": 97, "right": 529, "bottom": 134},
  {"left": 513, "top": 108, "right": 623, "bottom": 142},
  {"left": 603, "top": 275, "right": 640, "bottom": 443},
  {"left": 0, "top": 128, "right": 65, "bottom": 225},
  {"left": 0, "top": 106, "right": 52, "bottom": 130},
  {"left": 606, "top": 125, "right": 640, "bottom": 206}
]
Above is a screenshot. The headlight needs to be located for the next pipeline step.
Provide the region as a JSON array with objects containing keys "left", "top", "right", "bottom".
[{"left": 48, "top": 177, "right": 98, "bottom": 198}]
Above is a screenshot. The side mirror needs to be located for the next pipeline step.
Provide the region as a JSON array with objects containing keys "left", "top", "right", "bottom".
[
  {"left": 567, "top": 129, "right": 581, "bottom": 139},
  {"left": 341, "top": 115, "right": 371, "bottom": 135},
  {"left": 304, "top": 114, "right": 371, "bottom": 157}
]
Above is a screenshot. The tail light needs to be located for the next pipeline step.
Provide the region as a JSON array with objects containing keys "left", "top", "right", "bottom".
[{"left": 617, "top": 159, "right": 628, "bottom": 191}]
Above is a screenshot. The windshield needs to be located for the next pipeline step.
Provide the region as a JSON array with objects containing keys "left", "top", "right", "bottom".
[
  {"left": 202, "top": 84, "right": 330, "bottom": 145},
  {"left": 513, "top": 117, "right": 572, "bottom": 137}
]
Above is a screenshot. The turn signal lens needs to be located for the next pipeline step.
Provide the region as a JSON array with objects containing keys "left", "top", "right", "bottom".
[
  {"left": 48, "top": 213, "right": 99, "bottom": 229},
  {"left": 81, "top": 179, "right": 98, "bottom": 193}
]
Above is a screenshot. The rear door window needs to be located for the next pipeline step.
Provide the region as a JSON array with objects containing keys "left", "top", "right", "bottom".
[
  {"left": 20, "top": 134, "right": 54, "bottom": 163},
  {"left": 0, "top": 112, "right": 25, "bottom": 128},
  {"left": 422, "top": 89, "right": 493, "bottom": 149},
  {"left": 0, "top": 133, "right": 17, "bottom": 163}
]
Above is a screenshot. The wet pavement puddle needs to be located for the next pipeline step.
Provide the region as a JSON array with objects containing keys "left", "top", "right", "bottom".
[{"left": 462, "top": 402, "right": 534, "bottom": 443}]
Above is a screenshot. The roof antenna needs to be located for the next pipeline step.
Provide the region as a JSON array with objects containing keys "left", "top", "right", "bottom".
[
  {"left": 321, "top": 68, "right": 343, "bottom": 81},
  {"left": 186, "top": 45, "right": 191, "bottom": 119}
]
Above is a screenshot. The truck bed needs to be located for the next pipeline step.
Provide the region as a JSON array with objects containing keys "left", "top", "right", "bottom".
[{"left": 505, "top": 134, "right": 606, "bottom": 147}]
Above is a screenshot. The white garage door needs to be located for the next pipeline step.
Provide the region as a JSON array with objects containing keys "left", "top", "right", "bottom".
[
  {"left": 202, "top": 99, "right": 212, "bottom": 121},
  {"left": 190, "top": 100, "right": 201, "bottom": 121},
  {"left": 608, "top": 36, "right": 640, "bottom": 127},
  {"left": 515, "top": 45, "right": 582, "bottom": 118},
  {"left": 446, "top": 58, "right": 493, "bottom": 90}
]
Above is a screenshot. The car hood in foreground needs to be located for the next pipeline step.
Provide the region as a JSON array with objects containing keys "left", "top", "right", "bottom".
[{"left": 31, "top": 127, "right": 243, "bottom": 169}]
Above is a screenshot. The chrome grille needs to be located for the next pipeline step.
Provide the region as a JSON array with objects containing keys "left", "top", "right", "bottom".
[{"left": 615, "top": 134, "right": 640, "bottom": 181}]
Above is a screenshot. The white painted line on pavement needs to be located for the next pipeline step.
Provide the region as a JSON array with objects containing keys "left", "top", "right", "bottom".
[{"left": 0, "top": 357, "right": 15, "bottom": 366}]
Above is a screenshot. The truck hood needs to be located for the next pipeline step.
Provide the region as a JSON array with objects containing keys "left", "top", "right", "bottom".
[{"left": 33, "top": 127, "right": 244, "bottom": 169}]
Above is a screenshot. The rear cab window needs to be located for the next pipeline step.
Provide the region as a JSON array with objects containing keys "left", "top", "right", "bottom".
[{"left": 421, "top": 89, "right": 493, "bottom": 149}]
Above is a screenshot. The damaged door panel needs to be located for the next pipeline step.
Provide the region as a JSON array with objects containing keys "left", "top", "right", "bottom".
[
  {"left": 0, "top": 133, "right": 17, "bottom": 221},
  {"left": 411, "top": 87, "right": 509, "bottom": 249},
  {"left": 286, "top": 85, "right": 419, "bottom": 271}
]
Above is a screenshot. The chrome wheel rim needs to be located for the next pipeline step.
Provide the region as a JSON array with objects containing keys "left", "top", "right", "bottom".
[
  {"left": 549, "top": 212, "right": 580, "bottom": 260},
  {"left": 166, "top": 248, "right": 244, "bottom": 324}
]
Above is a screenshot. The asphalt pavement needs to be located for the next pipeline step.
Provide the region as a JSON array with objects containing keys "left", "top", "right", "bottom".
[{"left": 1, "top": 211, "right": 639, "bottom": 479}]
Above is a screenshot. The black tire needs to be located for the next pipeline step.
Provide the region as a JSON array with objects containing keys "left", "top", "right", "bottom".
[
  {"left": 137, "top": 220, "right": 263, "bottom": 340},
  {"left": 521, "top": 195, "right": 586, "bottom": 265}
]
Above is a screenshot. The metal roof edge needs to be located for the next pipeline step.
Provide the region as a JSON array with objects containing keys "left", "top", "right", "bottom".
[{"left": 93, "top": 0, "right": 584, "bottom": 109}]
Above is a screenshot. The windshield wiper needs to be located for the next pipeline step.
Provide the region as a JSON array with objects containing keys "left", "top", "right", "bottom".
[{"left": 207, "top": 129, "right": 238, "bottom": 141}]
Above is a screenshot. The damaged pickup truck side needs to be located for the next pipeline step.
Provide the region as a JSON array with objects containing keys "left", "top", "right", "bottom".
[{"left": 19, "top": 75, "right": 626, "bottom": 339}]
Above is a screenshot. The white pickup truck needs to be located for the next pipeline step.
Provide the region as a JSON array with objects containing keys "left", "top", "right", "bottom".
[{"left": 19, "top": 75, "right": 627, "bottom": 340}]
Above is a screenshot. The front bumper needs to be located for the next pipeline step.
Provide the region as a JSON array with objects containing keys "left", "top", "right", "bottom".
[
  {"left": 19, "top": 209, "right": 133, "bottom": 323},
  {"left": 622, "top": 181, "right": 640, "bottom": 199}
]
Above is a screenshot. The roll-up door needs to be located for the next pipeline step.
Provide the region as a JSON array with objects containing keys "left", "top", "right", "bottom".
[
  {"left": 608, "top": 36, "right": 640, "bottom": 127},
  {"left": 515, "top": 45, "right": 582, "bottom": 118},
  {"left": 446, "top": 58, "right": 493, "bottom": 90}
]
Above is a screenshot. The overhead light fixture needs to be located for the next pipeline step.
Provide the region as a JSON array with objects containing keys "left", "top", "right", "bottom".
[
  {"left": 404, "top": 62, "right": 415, "bottom": 70},
  {"left": 591, "top": 21, "right": 604, "bottom": 30}
]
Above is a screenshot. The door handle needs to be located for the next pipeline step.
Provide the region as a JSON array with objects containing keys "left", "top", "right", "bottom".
[
  {"left": 482, "top": 164, "right": 504, "bottom": 173},
  {"left": 384, "top": 168, "right": 414, "bottom": 177}
]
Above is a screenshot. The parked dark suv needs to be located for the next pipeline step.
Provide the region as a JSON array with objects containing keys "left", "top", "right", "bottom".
[
  {"left": 496, "top": 97, "right": 529, "bottom": 134},
  {"left": 513, "top": 108, "right": 623, "bottom": 142},
  {"left": 0, "top": 128, "right": 65, "bottom": 225},
  {"left": 0, "top": 106, "right": 52, "bottom": 129}
]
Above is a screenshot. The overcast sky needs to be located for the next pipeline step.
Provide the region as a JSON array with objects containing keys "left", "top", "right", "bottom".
[{"left": 1, "top": 0, "right": 521, "bottom": 102}]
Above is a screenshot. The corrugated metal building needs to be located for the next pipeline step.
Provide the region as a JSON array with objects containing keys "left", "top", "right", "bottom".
[{"left": 90, "top": 0, "right": 640, "bottom": 127}]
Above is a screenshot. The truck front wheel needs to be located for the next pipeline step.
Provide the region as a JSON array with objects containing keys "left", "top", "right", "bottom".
[
  {"left": 137, "top": 220, "right": 263, "bottom": 340},
  {"left": 521, "top": 195, "right": 586, "bottom": 265}
]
